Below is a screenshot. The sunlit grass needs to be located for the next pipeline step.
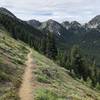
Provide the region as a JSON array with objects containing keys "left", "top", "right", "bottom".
[
  {"left": 0, "top": 30, "right": 29, "bottom": 99},
  {"left": 32, "top": 49, "right": 100, "bottom": 100}
]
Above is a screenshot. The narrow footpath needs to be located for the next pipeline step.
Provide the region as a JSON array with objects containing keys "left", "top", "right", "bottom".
[{"left": 19, "top": 50, "right": 34, "bottom": 100}]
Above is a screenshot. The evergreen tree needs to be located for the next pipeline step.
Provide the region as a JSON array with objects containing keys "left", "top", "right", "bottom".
[
  {"left": 60, "top": 51, "right": 68, "bottom": 68},
  {"left": 70, "top": 45, "right": 88, "bottom": 80},
  {"left": 91, "top": 60, "right": 98, "bottom": 87},
  {"left": 70, "top": 45, "right": 80, "bottom": 74},
  {"left": 12, "top": 28, "right": 17, "bottom": 39},
  {"left": 46, "top": 33, "right": 58, "bottom": 60},
  {"left": 40, "top": 36, "right": 47, "bottom": 54}
]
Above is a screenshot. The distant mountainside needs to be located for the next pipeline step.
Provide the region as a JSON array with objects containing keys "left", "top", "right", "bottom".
[
  {"left": 28, "top": 19, "right": 71, "bottom": 36},
  {"left": 27, "top": 19, "right": 85, "bottom": 34},
  {"left": 86, "top": 15, "right": 100, "bottom": 29},
  {"left": 27, "top": 19, "right": 41, "bottom": 28},
  {"left": 27, "top": 16, "right": 100, "bottom": 64},
  {"left": 62, "top": 21, "right": 81, "bottom": 29}
]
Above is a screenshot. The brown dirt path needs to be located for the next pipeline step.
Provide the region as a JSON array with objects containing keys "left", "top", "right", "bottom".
[{"left": 19, "top": 50, "right": 34, "bottom": 100}]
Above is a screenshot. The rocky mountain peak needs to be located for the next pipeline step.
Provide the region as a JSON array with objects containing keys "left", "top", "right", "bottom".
[{"left": 87, "top": 15, "right": 100, "bottom": 29}]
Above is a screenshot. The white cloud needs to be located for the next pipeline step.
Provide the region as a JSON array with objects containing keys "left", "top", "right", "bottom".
[{"left": 0, "top": 0, "right": 100, "bottom": 23}]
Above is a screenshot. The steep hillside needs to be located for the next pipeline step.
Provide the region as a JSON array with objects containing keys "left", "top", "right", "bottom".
[
  {"left": 30, "top": 49, "right": 100, "bottom": 100},
  {"left": 0, "top": 24, "right": 100, "bottom": 100},
  {"left": 0, "top": 29, "right": 29, "bottom": 100}
]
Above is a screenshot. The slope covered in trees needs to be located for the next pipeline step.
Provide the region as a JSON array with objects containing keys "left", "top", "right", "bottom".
[
  {"left": 0, "top": 7, "right": 44, "bottom": 51},
  {"left": 58, "top": 45, "right": 100, "bottom": 89}
]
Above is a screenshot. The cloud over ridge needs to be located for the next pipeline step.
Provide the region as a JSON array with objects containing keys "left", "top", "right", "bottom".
[{"left": 0, "top": 0, "right": 100, "bottom": 23}]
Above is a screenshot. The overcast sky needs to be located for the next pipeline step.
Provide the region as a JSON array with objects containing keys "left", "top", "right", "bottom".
[{"left": 0, "top": 0, "right": 100, "bottom": 23}]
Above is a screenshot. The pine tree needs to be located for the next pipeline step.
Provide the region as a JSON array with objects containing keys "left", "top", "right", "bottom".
[
  {"left": 46, "top": 33, "right": 58, "bottom": 60},
  {"left": 40, "top": 36, "right": 47, "bottom": 54},
  {"left": 70, "top": 45, "right": 88, "bottom": 80},
  {"left": 60, "top": 51, "right": 68, "bottom": 68},
  {"left": 12, "top": 28, "right": 17, "bottom": 39},
  {"left": 91, "top": 60, "right": 97, "bottom": 87},
  {"left": 70, "top": 45, "right": 81, "bottom": 75}
]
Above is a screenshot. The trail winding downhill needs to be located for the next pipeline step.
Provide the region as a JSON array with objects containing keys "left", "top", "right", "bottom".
[{"left": 19, "top": 50, "right": 34, "bottom": 100}]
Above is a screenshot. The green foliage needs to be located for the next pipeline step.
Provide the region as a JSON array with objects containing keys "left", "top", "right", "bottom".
[
  {"left": 57, "top": 45, "right": 100, "bottom": 89},
  {"left": 40, "top": 33, "right": 58, "bottom": 60},
  {"left": 35, "top": 67, "right": 60, "bottom": 84},
  {"left": 32, "top": 49, "right": 100, "bottom": 100},
  {"left": 0, "top": 88, "right": 20, "bottom": 100},
  {"left": 46, "top": 33, "right": 58, "bottom": 60},
  {"left": 35, "top": 89, "right": 60, "bottom": 100},
  {"left": 58, "top": 51, "right": 68, "bottom": 68},
  {"left": 69, "top": 45, "right": 89, "bottom": 80},
  {"left": 96, "top": 83, "right": 100, "bottom": 90},
  {"left": 40, "top": 36, "right": 47, "bottom": 55},
  {"left": 37, "top": 75, "right": 50, "bottom": 83}
]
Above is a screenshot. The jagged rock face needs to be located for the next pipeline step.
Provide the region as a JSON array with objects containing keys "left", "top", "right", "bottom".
[
  {"left": 0, "top": 7, "right": 16, "bottom": 18},
  {"left": 27, "top": 19, "right": 68, "bottom": 37},
  {"left": 62, "top": 21, "right": 82, "bottom": 29},
  {"left": 27, "top": 20, "right": 41, "bottom": 28},
  {"left": 40, "top": 19, "right": 67, "bottom": 36},
  {"left": 62, "top": 21, "right": 85, "bottom": 35},
  {"left": 86, "top": 15, "right": 100, "bottom": 29}
]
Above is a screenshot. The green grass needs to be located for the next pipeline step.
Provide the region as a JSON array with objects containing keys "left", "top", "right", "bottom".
[
  {"left": 0, "top": 29, "right": 29, "bottom": 100},
  {"left": 31, "top": 49, "right": 100, "bottom": 100},
  {"left": 35, "top": 88, "right": 59, "bottom": 100}
]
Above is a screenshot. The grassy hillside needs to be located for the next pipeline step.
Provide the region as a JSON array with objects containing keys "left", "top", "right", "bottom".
[
  {"left": 0, "top": 27, "right": 100, "bottom": 100},
  {"left": 31, "top": 49, "right": 100, "bottom": 100},
  {"left": 0, "top": 29, "right": 29, "bottom": 100}
]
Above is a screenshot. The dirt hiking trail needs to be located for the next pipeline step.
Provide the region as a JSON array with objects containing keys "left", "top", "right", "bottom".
[{"left": 19, "top": 50, "right": 34, "bottom": 100}]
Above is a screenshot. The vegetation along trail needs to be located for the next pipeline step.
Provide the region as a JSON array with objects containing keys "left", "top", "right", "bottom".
[{"left": 19, "top": 49, "right": 34, "bottom": 100}]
